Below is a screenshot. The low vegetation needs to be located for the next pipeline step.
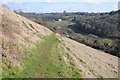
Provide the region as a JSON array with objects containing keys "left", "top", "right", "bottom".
[{"left": 2, "top": 34, "right": 82, "bottom": 78}]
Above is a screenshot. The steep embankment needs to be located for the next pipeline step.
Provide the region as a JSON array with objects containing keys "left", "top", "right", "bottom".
[
  {"left": 1, "top": 6, "right": 52, "bottom": 61},
  {"left": 57, "top": 34, "right": 119, "bottom": 78},
  {"left": 1, "top": 7, "right": 119, "bottom": 78},
  {"left": 1, "top": 7, "right": 82, "bottom": 78}
]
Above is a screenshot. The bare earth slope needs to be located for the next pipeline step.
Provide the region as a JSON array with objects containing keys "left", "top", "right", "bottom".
[
  {"left": 57, "top": 34, "right": 119, "bottom": 78},
  {"left": 1, "top": 6, "right": 52, "bottom": 63},
  {"left": 0, "top": 7, "right": 119, "bottom": 78}
]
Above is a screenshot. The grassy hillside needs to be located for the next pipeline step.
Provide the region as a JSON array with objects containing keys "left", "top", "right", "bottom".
[
  {"left": 1, "top": 7, "right": 118, "bottom": 78},
  {"left": 2, "top": 34, "right": 82, "bottom": 78}
]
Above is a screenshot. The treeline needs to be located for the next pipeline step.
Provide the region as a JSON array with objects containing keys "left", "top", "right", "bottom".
[
  {"left": 19, "top": 11, "right": 119, "bottom": 39},
  {"left": 19, "top": 12, "right": 69, "bottom": 22},
  {"left": 72, "top": 11, "right": 119, "bottom": 38}
]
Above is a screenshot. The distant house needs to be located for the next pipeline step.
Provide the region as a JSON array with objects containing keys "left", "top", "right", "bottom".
[{"left": 58, "top": 19, "right": 62, "bottom": 21}]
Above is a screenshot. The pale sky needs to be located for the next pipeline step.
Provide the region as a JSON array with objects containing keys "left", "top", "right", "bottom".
[
  {"left": 1, "top": 0, "right": 119, "bottom": 3},
  {"left": 1, "top": 0, "right": 119, "bottom": 13}
]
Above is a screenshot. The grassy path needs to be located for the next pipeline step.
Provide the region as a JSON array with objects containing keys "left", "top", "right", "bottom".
[{"left": 2, "top": 34, "right": 82, "bottom": 78}]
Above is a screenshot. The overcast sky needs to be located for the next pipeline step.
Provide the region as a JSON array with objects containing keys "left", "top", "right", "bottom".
[{"left": 1, "top": 0, "right": 119, "bottom": 13}]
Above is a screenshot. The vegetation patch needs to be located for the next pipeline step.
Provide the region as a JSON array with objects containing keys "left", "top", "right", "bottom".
[{"left": 2, "top": 34, "right": 82, "bottom": 78}]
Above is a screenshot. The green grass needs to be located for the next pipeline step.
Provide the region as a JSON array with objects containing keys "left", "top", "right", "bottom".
[
  {"left": 2, "top": 34, "right": 82, "bottom": 78},
  {"left": 47, "top": 20, "right": 75, "bottom": 28}
]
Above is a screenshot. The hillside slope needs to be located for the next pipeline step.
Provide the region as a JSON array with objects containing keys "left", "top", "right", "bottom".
[
  {"left": 0, "top": 7, "right": 119, "bottom": 78},
  {"left": 57, "top": 34, "right": 119, "bottom": 78},
  {"left": 1, "top": 6, "right": 52, "bottom": 66}
]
